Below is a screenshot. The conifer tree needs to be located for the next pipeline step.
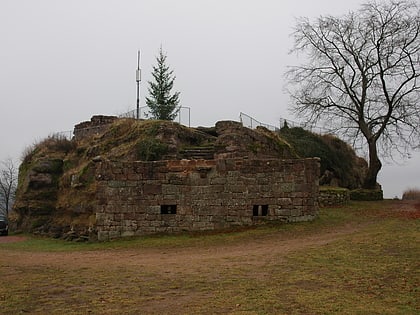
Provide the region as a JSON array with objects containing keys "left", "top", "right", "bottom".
[{"left": 145, "top": 47, "right": 180, "bottom": 120}]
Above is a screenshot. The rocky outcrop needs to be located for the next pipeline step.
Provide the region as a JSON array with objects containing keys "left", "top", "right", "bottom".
[
  {"left": 14, "top": 158, "right": 64, "bottom": 233},
  {"left": 214, "top": 121, "right": 296, "bottom": 159}
]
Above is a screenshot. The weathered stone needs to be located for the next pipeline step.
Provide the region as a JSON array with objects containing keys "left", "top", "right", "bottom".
[
  {"left": 73, "top": 115, "right": 118, "bottom": 140},
  {"left": 16, "top": 116, "right": 322, "bottom": 241},
  {"left": 143, "top": 183, "right": 162, "bottom": 195},
  {"left": 28, "top": 172, "right": 53, "bottom": 188}
]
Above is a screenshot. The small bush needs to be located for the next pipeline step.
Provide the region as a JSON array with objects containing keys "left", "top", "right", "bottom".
[
  {"left": 21, "top": 134, "right": 75, "bottom": 163},
  {"left": 41, "top": 133, "right": 76, "bottom": 153},
  {"left": 402, "top": 188, "right": 420, "bottom": 200},
  {"left": 350, "top": 189, "right": 383, "bottom": 201},
  {"left": 77, "top": 162, "right": 96, "bottom": 186},
  {"left": 21, "top": 143, "right": 37, "bottom": 163},
  {"left": 136, "top": 138, "right": 168, "bottom": 161}
]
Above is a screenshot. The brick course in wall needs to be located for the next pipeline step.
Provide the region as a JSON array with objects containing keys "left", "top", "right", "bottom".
[
  {"left": 73, "top": 115, "right": 118, "bottom": 140},
  {"left": 94, "top": 157, "right": 320, "bottom": 241},
  {"left": 318, "top": 188, "right": 350, "bottom": 207}
]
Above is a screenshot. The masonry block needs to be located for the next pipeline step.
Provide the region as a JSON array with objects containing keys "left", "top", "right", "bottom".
[{"left": 94, "top": 157, "right": 319, "bottom": 238}]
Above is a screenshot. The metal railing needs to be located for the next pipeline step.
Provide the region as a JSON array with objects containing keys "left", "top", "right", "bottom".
[
  {"left": 240, "top": 112, "right": 330, "bottom": 135},
  {"left": 56, "top": 110, "right": 330, "bottom": 142},
  {"left": 240, "top": 112, "right": 279, "bottom": 131},
  {"left": 53, "top": 130, "right": 73, "bottom": 140},
  {"left": 119, "top": 106, "right": 191, "bottom": 127}
]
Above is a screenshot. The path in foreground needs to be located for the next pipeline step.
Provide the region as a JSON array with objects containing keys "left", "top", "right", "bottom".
[{"left": 1, "top": 200, "right": 419, "bottom": 314}]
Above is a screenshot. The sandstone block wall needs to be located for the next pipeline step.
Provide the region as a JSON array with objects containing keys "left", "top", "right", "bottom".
[
  {"left": 73, "top": 115, "right": 118, "bottom": 140},
  {"left": 94, "top": 158, "right": 320, "bottom": 241},
  {"left": 318, "top": 188, "right": 350, "bottom": 207}
]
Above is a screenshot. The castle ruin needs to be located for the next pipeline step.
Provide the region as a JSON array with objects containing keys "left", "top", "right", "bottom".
[{"left": 14, "top": 116, "right": 320, "bottom": 241}]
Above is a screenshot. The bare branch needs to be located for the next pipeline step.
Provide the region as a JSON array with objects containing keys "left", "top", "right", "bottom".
[
  {"left": 0, "top": 158, "right": 18, "bottom": 215},
  {"left": 286, "top": 0, "right": 420, "bottom": 188}
]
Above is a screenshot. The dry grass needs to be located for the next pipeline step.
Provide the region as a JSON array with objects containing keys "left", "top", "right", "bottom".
[
  {"left": 1, "top": 200, "right": 419, "bottom": 314},
  {"left": 21, "top": 133, "right": 76, "bottom": 163},
  {"left": 402, "top": 188, "right": 420, "bottom": 200}
]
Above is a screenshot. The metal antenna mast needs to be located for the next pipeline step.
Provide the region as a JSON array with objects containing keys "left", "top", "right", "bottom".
[{"left": 136, "top": 50, "right": 141, "bottom": 119}]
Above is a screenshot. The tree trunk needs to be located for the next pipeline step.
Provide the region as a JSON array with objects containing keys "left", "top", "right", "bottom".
[{"left": 363, "top": 140, "right": 382, "bottom": 189}]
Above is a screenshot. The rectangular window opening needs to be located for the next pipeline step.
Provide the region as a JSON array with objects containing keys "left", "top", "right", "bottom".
[
  {"left": 253, "top": 205, "right": 269, "bottom": 217},
  {"left": 161, "top": 205, "right": 177, "bottom": 214},
  {"left": 261, "top": 205, "right": 269, "bottom": 216},
  {"left": 253, "top": 205, "right": 259, "bottom": 216}
]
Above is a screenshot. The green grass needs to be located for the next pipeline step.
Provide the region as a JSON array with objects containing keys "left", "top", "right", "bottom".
[
  {"left": 1, "top": 200, "right": 418, "bottom": 314},
  {"left": 2, "top": 201, "right": 368, "bottom": 252},
  {"left": 210, "top": 219, "right": 418, "bottom": 314}
]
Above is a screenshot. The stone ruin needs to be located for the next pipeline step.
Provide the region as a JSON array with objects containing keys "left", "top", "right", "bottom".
[
  {"left": 14, "top": 116, "right": 320, "bottom": 241},
  {"left": 95, "top": 157, "right": 319, "bottom": 240},
  {"left": 73, "top": 115, "right": 118, "bottom": 140}
]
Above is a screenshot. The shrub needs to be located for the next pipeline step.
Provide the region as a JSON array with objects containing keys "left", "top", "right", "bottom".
[
  {"left": 41, "top": 133, "right": 76, "bottom": 153},
  {"left": 350, "top": 189, "right": 383, "bottom": 201},
  {"left": 21, "top": 143, "right": 37, "bottom": 163},
  {"left": 136, "top": 138, "right": 168, "bottom": 161},
  {"left": 21, "top": 134, "right": 75, "bottom": 163},
  {"left": 279, "top": 127, "right": 363, "bottom": 188},
  {"left": 402, "top": 188, "right": 420, "bottom": 200}
]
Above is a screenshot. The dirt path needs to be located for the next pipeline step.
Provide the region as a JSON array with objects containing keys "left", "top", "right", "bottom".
[
  {"left": 1, "top": 200, "right": 418, "bottom": 314},
  {"left": 2, "top": 200, "right": 419, "bottom": 270},
  {"left": 0, "top": 235, "right": 26, "bottom": 244},
  {"left": 1, "top": 222, "right": 365, "bottom": 315},
  {"left": 1, "top": 224, "right": 361, "bottom": 272}
]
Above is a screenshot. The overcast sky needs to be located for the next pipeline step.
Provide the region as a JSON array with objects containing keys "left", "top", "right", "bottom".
[{"left": 1, "top": 0, "right": 419, "bottom": 198}]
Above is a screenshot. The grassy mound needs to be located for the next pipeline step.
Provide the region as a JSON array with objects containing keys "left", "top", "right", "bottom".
[{"left": 279, "top": 126, "right": 366, "bottom": 189}]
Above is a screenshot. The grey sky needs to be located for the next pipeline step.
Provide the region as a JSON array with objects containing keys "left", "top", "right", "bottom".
[{"left": 1, "top": 0, "right": 418, "bottom": 198}]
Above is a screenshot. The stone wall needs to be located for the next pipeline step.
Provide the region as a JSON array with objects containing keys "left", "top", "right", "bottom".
[
  {"left": 318, "top": 187, "right": 350, "bottom": 207},
  {"left": 94, "top": 157, "right": 320, "bottom": 240},
  {"left": 73, "top": 115, "right": 118, "bottom": 140}
]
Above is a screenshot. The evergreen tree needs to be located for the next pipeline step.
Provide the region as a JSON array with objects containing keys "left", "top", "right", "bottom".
[{"left": 145, "top": 47, "right": 180, "bottom": 120}]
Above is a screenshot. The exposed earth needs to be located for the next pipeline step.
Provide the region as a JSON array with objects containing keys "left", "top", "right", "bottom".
[
  {"left": 1, "top": 226, "right": 363, "bottom": 314},
  {"left": 0, "top": 236, "right": 26, "bottom": 244}
]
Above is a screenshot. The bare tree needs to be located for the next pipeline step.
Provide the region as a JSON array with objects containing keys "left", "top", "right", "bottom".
[
  {"left": 286, "top": 0, "right": 420, "bottom": 189},
  {"left": 0, "top": 158, "right": 18, "bottom": 215}
]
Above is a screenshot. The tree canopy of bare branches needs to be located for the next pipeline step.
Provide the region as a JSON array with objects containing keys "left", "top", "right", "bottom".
[
  {"left": 286, "top": 0, "right": 420, "bottom": 189},
  {"left": 0, "top": 158, "right": 18, "bottom": 216}
]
